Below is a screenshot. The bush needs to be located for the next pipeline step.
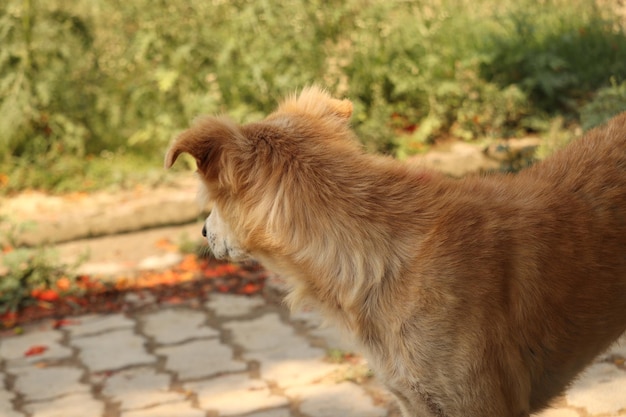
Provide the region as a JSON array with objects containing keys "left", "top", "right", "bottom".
[
  {"left": 0, "top": 216, "right": 87, "bottom": 314},
  {"left": 479, "top": 0, "right": 626, "bottom": 114},
  {"left": 1, "top": 0, "right": 625, "bottom": 192},
  {"left": 580, "top": 79, "right": 626, "bottom": 130}
]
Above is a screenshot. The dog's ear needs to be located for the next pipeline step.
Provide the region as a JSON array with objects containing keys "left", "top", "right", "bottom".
[
  {"left": 278, "top": 86, "right": 353, "bottom": 123},
  {"left": 327, "top": 96, "right": 353, "bottom": 121},
  {"left": 164, "top": 116, "right": 242, "bottom": 180}
]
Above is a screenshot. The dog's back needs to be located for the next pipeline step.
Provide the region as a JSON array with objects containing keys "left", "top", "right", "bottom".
[
  {"left": 394, "top": 113, "right": 626, "bottom": 415},
  {"left": 518, "top": 112, "right": 626, "bottom": 408}
]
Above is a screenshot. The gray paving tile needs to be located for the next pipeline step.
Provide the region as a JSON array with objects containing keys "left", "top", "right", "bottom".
[
  {"left": 286, "top": 382, "right": 387, "bottom": 417},
  {"left": 206, "top": 294, "right": 265, "bottom": 317},
  {"left": 141, "top": 308, "right": 218, "bottom": 345},
  {"left": 23, "top": 393, "right": 104, "bottom": 417},
  {"left": 533, "top": 409, "right": 581, "bottom": 417},
  {"left": 0, "top": 329, "right": 71, "bottom": 368},
  {"left": 566, "top": 362, "right": 626, "bottom": 414},
  {"left": 120, "top": 401, "right": 205, "bottom": 417},
  {"left": 13, "top": 366, "right": 87, "bottom": 401},
  {"left": 102, "top": 367, "right": 185, "bottom": 410},
  {"left": 186, "top": 373, "right": 288, "bottom": 416},
  {"left": 64, "top": 313, "right": 135, "bottom": 338},
  {"left": 224, "top": 313, "right": 295, "bottom": 351},
  {"left": 156, "top": 339, "right": 246, "bottom": 380},
  {"left": 71, "top": 328, "right": 156, "bottom": 372},
  {"left": 0, "top": 381, "right": 24, "bottom": 417},
  {"left": 245, "top": 408, "right": 292, "bottom": 417},
  {"left": 226, "top": 312, "right": 336, "bottom": 387},
  {"left": 256, "top": 357, "right": 337, "bottom": 388}
]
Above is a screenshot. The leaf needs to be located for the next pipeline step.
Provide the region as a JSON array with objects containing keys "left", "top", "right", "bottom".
[
  {"left": 239, "top": 282, "right": 261, "bottom": 295},
  {"left": 55, "top": 277, "right": 71, "bottom": 291},
  {"left": 53, "top": 318, "right": 78, "bottom": 329},
  {"left": 24, "top": 345, "right": 48, "bottom": 357},
  {"left": 35, "top": 289, "right": 60, "bottom": 302},
  {"left": 155, "top": 238, "right": 178, "bottom": 252}
]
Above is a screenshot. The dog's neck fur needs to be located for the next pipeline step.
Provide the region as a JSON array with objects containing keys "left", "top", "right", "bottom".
[{"left": 253, "top": 155, "right": 443, "bottom": 353}]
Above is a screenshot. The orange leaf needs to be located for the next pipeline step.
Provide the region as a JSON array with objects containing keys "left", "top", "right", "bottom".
[
  {"left": 53, "top": 319, "right": 79, "bottom": 329},
  {"left": 56, "top": 277, "right": 71, "bottom": 291},
  {"left": 240, "top": 283, "right": 260, "bottom": 295},
  {"left": 216, "top": 284, "right": 230, "bottom": 293},
  {"left": 178, "top": 254, "right": 200, "bottom": 272},
  {"left": 36, "top": 289, "right": 59, "bottom": 302},
  {"left": 155, "top": 238, "right": 178, "bottom": 252},
  {"left": 24, "top": 345, "right": 48, "bottom": 357}
]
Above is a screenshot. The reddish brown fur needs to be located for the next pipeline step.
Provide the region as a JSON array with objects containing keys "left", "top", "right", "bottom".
[{"left": 165, "top": 87, "right": 626, "bottom": 417}]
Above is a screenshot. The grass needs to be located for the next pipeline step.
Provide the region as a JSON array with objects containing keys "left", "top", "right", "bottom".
[{"left": 1, "top": 0, "right": 625, "bottom": 194}]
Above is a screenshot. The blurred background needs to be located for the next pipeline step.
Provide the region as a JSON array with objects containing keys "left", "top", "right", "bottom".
[{"left": 1, "top": 0, "right": 626, "bottom": 194}]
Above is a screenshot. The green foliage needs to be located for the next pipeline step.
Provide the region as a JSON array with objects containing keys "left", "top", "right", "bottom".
[
  {"left": 479, "top": 0, "right": 626, "bottom": 112},
  {"left": 1, "top": 0, "right": 625, "bottom": 192},
  {"left": 580, "top": 79, "right": 626, "bottom": 130},
  {"left": 0, "top": 216, "right": 85, "bottom": 314}
]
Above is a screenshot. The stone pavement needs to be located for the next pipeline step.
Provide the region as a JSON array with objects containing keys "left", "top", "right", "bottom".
[{"left": 0, "top": 289, "right": 625, "bottom": 417}]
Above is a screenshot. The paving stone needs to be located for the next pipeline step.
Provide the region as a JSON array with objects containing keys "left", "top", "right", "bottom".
[
  {"left": 245, "top": 341, "right": 335, "bottom": 388},
  {"left": 121, "top": 401, "right": 205, "bottom": 417},
  {"left": 600, "top": 334, "right": 626, "bottom": 360},
  {"left": 256, "top": 357, "right": 337, "bottom": 388},
  {"left": 186, "top": 373, "right": 288, "bottom": 416},
  {"left": 206, "top": 294, "right": 265, "bottom": 317},
  {"left": 310, "top": 325, "right": 357, "bottom": 352},
  {"left": 0, "top": 329, "right": 71, "bottom": 368},
  {"left": 64, "top": 313, "right": 135, "bottom": 338},
  {"left": 226, "top": 313, "right": 336, "bottom": 387},
  {"left": 71, "top": 328, "right": 156, "bottom": 372},
  {"left": 13, "top": 366, "right": 87, "bottom": 401},
  {"left": 286, "top": 382, "right": 387, "bottom": 417},
  {"left": 289, "top": 309, "right": 324, "bottom": 328},
  {"left": 0, "top": 380, "right": 24, "bottom": 417},
  {"left": 102, "top": 367, "right": 185, "bottom": 410},
  {"left": 24, "top": 393, "right": 104, "bottom": 417},
  {"left": 224, "top": 313, "right": 296, "bottom": 351},
  {"left": 290, "top": 310, "right": 356, "bottom": 351},
  {"left": 141, "top": 308, "right": 218, "bottom": 345},
  {"left": 246, "top": 409, "right": 292, "bottom": 417},
  {"left": 566, "top": 362, "right": 626, "bottom": 414},
  {"left": 156, "top": 339, "right": 246, "bottom": 380},
  {"left": 533, "top": 408, "right": 581, "bottom": 417}
]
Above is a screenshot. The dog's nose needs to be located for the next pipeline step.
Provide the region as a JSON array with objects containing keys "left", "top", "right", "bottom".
[{"left": 202, "top": 225, "right": 207, "bottom": 237}]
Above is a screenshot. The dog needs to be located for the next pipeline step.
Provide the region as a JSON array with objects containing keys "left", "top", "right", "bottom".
[{"left": 165, "top": 86, "right": 626, "bottom": 417}]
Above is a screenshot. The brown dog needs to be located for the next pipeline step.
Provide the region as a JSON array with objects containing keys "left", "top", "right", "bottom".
[{"left": 165, "top": 87, "right": 626, "bottom": 417}]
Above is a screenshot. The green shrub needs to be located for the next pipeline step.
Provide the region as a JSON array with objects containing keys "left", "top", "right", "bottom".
[
  {"left": 0, "top": 216, "right": 86, "bottom": 314},
  {"left": 1, "top": 0, "right": 625, "bottom": 192},
  {"left": 479, "top": 0, "right": 626, "bottom": 113},
  {"left": 580, "top": 79, "right": 626, "bottom": 130}
]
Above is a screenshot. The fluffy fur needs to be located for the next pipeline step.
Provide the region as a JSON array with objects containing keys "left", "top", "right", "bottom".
[{"left": 165, "top": 86, "right": 626, "bottom": 417}]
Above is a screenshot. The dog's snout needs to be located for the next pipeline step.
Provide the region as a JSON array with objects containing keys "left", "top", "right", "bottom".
[{"left": 202, "top": 225, "right": 207, "bottom": 237}]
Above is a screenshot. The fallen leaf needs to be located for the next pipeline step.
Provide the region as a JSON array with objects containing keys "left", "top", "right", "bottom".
[
  {"left": 53, "top": 319, "right": 79, "bottom": 329},
  {"left": 24, "top": 345, "right": 48, "bottom": 357},
  {"left": 56, "top": 277, "right": 71, "bottom": 291},
  {"left": 35, "top": 289, "right": 60, "bottom": 302},
  {"left": 155, "top": 238, "right": 178, "bottom": 252},
  {"left": 239, "top": 282, "right": 261, "bottom": 295}
]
